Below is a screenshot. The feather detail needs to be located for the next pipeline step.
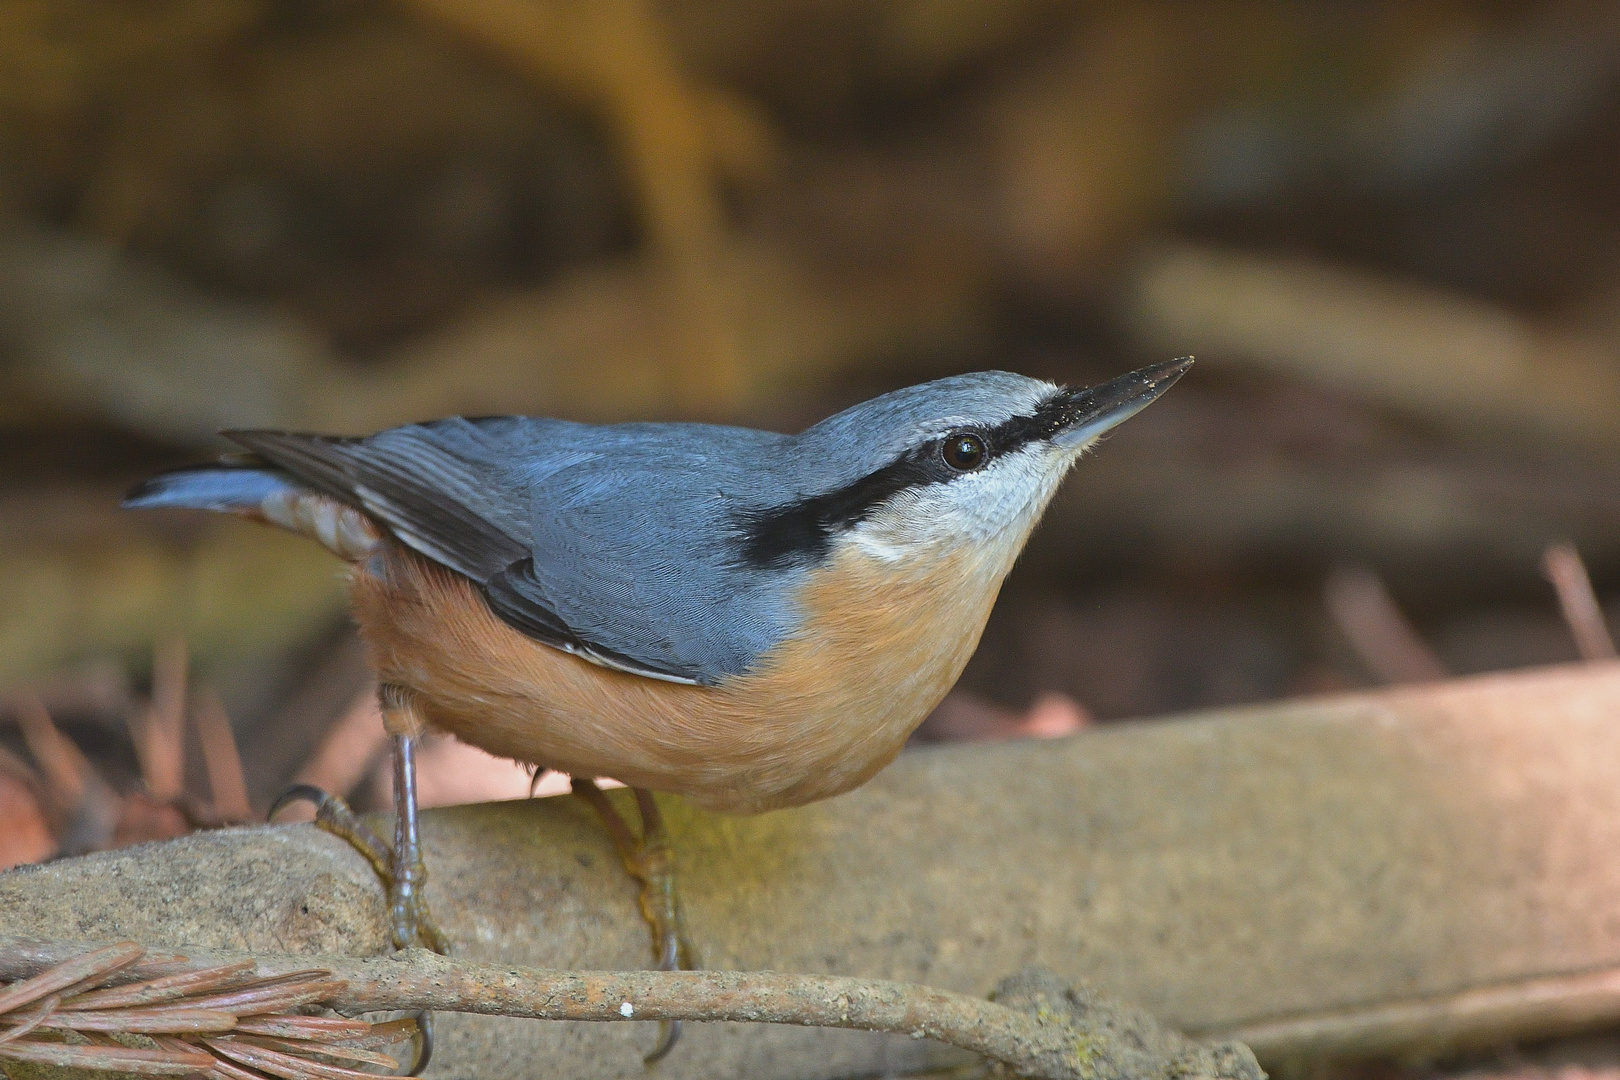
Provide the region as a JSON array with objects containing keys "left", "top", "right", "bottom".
[{"left": 349, "top": 527, "right": 1024, "bottom": 813}]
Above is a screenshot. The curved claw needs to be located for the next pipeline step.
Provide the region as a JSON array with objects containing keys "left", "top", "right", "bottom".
[
  {"left": 639, "top": 918, "right": 687, "bottom": 1065},
  {"left": 267, "top": 783, "right": 333, "bottom": 821},
  {"left": 273, "top": 753, "right": 445, "bottom": 1075},
  {"left": 405, "top": 1010, "right": 433, "bottom": 1076},
  {"left": 644, "top": 1019, "right": 681, "bottom": 1065},
  {"left": 527, "top": 766, "right": 554, "bottom": 798},
  {"left": 572, "top": 781, "right": 694, "bottom": 1065}
]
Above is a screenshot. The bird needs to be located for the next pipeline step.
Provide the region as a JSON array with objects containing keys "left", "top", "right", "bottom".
[{"left": 124, "top": 356, "right": 1190, "bottom": 1068}]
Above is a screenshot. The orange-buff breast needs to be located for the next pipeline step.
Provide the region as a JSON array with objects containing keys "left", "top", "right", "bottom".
[{"left": 349, "top": 542, "right": 1013, "bottom": 814}]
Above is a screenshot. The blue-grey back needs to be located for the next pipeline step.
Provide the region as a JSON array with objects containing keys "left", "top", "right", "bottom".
[
  {"left": 453, "top": 416, "right": 814, "bottom": 682},
  {"left": 215, "top": 369, "right": 1057, "bottom": 684}
]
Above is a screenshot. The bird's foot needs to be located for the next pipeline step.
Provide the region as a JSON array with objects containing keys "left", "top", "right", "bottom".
[
  {"left": 269, "top": 781, "right": 445, "bottom": 1077},
  {"left": 269, "top": 784, "right": 451, "bottom": 955},
  {"left": 572, "top": 778, "right": 695, "bottom": 1063}
]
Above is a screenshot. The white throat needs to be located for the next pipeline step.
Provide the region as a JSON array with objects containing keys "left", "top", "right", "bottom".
[{"left": 843, "top": 441, "right": 1085, "bottom": 566}]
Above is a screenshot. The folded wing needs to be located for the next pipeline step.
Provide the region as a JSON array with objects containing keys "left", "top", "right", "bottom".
[{"left": 225, "top": 417, "right": 800, "bottom": 686}]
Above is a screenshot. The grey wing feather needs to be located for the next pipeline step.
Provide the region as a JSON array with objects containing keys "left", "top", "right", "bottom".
[
  {"left": 223, "top": 422, "right": 697, "bottom": 682},
  {"left": 490, "top": 428, "right": 806, "bottom": 685},
  {"left": 482, "top": 559, "right": 704, "bottom": 683},
  {"left": 223, "top": 418, "right": 799, "bottom": 685},
  {"left": 224, "top": 422, "right": 528, "bottom": 579}
]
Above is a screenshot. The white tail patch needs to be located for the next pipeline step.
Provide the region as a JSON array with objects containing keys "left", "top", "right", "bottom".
[{"left": 260, "top": 491, "right": 381, "bottom": 561}]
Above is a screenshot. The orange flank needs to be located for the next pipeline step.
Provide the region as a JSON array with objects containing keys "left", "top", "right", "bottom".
[{"left": 349, "top": 533, "right": 1023, "bottom": 814}]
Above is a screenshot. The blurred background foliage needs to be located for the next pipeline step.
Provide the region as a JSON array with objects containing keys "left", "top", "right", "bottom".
[{"left": 4, "top": 0, "right": 1620, "bottom": 859}]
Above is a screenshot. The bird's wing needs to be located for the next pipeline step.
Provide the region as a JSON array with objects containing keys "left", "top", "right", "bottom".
[
  {"left": 225, "top": 421, "right": 529, "bottom": 579},
  {"left": 225, "top": 418, "right": 797, "bottom": 686}
]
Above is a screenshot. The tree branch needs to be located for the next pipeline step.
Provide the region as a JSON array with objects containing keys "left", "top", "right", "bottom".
[
  {"left": 0, "top": 938, "right": 1258, "bottom": 1080},
  {"left": 7, "top": 664, "right": 1620, "bottom": 1078}
]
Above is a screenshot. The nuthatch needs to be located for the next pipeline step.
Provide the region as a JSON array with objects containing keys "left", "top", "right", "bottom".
[{"left": 126, "top": 357, "right": 1189, "bottom": 1065}]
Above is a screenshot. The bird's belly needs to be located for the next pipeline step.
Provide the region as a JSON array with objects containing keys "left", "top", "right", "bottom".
[{"left": 349, "top": 544, "right": 1009, "bottom": 814}]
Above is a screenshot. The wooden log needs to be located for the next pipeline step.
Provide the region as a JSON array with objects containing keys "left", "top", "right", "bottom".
[{"left": 3, "top": 662, "right": 1620, "bottom": 1078}]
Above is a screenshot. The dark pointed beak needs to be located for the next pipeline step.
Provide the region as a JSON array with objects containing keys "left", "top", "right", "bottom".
[{"left": 1049, "top": 356, "right": 1192, "bottom": 447}]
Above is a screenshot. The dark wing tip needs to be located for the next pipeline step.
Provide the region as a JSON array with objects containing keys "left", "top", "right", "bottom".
[
  {"left": 222, "top": 428, "right": 296, "bottom": 451},
  {"left": 121, "top": 476, "right": 164, "bottom": 508}
]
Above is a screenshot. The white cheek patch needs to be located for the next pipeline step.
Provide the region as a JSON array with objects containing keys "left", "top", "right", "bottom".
[{"left": 845, "top": 444, "right": 1074, "bottom": 562}]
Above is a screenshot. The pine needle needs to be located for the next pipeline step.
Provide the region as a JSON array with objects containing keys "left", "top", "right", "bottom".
[{"left": 0, "top": 941, "right": 412, "bottom": 1076}]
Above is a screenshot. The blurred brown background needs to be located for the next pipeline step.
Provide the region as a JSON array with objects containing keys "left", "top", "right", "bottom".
[{"left": 4, "top": 0, "right": 1620, "bottom": 865}]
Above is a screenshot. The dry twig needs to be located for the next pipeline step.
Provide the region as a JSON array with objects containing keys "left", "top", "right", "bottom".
[
  {"left": 10, "top": 691, "right": 121, "bottom": 854},
  {"left": 192, "top": 688, "right": 253, "bottom": 825},
  {"left": 1542, "top": 542, "right": 1617, "bottom": 661},
  {"left": 1126, "top": 242, "right": 1620, "bottom": 449},
  {"left": 0, "top": 937, "right": 1259, "bottom": 1080},
  {"left": 1324, "top": 565, "right": 1448, "bottom": 684},
  {"left": 11, "top": 691, "right": 92, "bottom": 810},
  {"left": 130, "top": 637, "right": 187, "bottom": 802}
]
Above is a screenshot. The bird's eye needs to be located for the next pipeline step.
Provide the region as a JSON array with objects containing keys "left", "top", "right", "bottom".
[{"left": 941, "top": 432, "right": 988, "bottom": 471}]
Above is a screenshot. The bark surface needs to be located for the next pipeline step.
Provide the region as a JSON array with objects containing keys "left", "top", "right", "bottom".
[{"left": 4, "top": 662, "right": 1620, "bottom": 1078}]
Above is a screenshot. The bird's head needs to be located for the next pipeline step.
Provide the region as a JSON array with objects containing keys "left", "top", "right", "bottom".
[{"left": 739, "top": 357, "right": 1191, "bottom": 569}]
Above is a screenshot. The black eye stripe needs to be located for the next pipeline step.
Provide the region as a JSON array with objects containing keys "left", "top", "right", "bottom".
[
  {"left": 735, "top": 445, "right": 943, "bottom": 569},
  {"left": 736, "top": 392, "right": 1065, "bottom": 569}
]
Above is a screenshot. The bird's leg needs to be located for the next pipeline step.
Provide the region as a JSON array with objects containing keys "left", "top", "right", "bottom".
[
  {"left": 269, "top": 684, "right": 446, "bottom": 1076},
  {"left": 572, "top": 778, "right": 695, "bottom": 1062},
  {"left": 385, "top": 729, "right": 451, "bottom": 955},
  {"left": 571, "top": 779, "right": 693, "bottom": 970}
]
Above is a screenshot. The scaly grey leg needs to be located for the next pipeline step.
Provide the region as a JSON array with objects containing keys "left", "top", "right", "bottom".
[
  {"left": 269, "top": 687, "right": 448, "bottom": 1075},
  {"left": 572, "top": 778, "right": 695, "bottom": 1063}
]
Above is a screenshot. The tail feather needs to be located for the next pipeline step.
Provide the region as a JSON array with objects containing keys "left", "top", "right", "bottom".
[
  {"left": 125, "top": 463, "right": 383, "bottom": 561},
  {"left": 123, "top": 464, "right": 300, "bottom": 512}
]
